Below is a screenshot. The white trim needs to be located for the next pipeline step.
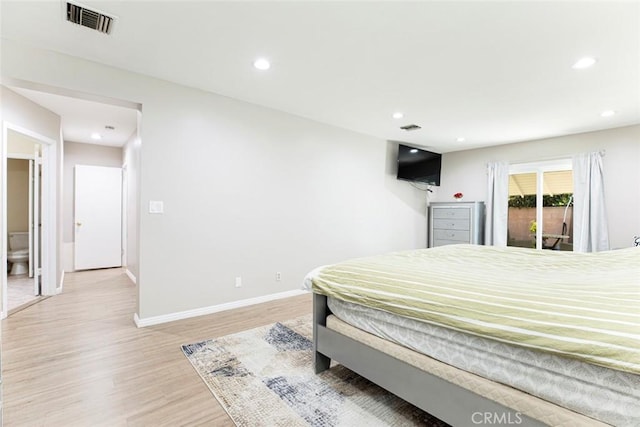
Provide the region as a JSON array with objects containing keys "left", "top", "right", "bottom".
[
  {"left": 133, "top": 289, "right": 308, "bottom": 328},
  {"left": 1, "top": 126, "right": 6, "bottom": 320},
  {"left": 3, "top": 123, "right": 57, "bottom": 145},
  {"left": 536, "top": 169, "right": 544, "bottom": 249},
  {"left": 121, "top": 164, "right": 127, "bottom": 269},
  {"left": 6, "top": 153, "right": 35, "bottom": 160},
  {"left": 125, "top": 268, "right": 137, "bottom": 284}
]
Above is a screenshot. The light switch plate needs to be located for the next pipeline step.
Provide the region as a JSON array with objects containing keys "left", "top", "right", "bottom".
[{"left": 149, "top": 200, "right": 164, "bottom": 214}]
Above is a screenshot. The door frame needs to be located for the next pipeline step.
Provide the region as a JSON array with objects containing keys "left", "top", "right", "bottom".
[
  {"left": 121, "top": 163, "right": 128, "bottom": 269},
  {"left": 1, "top": 122, "right": 57, "bottom": 318}
]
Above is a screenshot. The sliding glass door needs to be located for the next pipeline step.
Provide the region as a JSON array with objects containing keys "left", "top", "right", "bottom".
[{"left": 508, "top": 160, "right": 573, "bottom": 250}]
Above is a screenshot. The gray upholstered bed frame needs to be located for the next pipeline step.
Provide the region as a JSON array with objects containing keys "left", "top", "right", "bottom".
[{"left": 313, "top": 293, "right": 547, "bottom": 427}]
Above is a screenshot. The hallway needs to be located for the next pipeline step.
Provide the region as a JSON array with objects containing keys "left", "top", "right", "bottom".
[{"left": 1, "top": 268, "right": 311, "bottom": 426}]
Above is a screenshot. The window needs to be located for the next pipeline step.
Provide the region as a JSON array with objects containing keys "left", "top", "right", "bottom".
[{"left": 508, "top": 160, "right": 573, "bottom": 251}]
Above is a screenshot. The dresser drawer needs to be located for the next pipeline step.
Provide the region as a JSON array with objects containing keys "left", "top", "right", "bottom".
[
  {"left": 432, "top": 218, "right": 469, "bottom": 231},
  {"left": 433, "top": 229, "right": 470, "bottom": 242},
  {"left": 432, "top": 239, "right": 463, "bottom": 247},
  {"left": 432, "top": 208, "right": 470, "bottom": 220}
]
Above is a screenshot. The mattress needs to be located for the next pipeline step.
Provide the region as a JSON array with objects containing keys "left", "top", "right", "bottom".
[
  {"left": 327, "top": 297, "right": 639, "bottom": 427},
  {"left": 311, "top": 245, "right": 640, "bottom": 375}
]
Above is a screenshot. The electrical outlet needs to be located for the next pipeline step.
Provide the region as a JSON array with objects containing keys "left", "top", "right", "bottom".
[
  {"left": 235, "top": 277, "right": 242, "bottom": 288},
  {"left": 276, "top": 272, "right": 282, "bottom": 281}
]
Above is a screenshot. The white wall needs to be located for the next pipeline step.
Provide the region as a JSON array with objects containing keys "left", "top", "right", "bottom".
[
  {"left": 62, "top": 141, "right": 123, "bottom": 271},
  {"left": 7, "top": 129, "right": 39, "bottom": 156},
  {"left": 135, "top": 74, "right": 426, "bottom": 318},
  {"left": 1, "top": 41, "right": 426, "bottom": 319},
  {"left": 6, "top": 159, "right": 29, "bottom": 234},
  {"left": 431, "top": 125, "right": 640, "bottom": 249}
]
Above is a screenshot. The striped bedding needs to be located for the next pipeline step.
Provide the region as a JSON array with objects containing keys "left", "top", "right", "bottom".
[{"left": 310, "top": 244, "right": 640, "bottom": 374}]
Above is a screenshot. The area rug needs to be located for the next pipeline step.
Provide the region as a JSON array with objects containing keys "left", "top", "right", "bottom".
[{"left": 181, "top": 315, "right": 449, "bottom": 427}]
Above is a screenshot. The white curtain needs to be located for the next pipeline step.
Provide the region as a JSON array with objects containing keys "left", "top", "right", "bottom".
[
  {"left": 573, "top": 152, "right": 610, "bottom": 252},
  {"left": 485, "top": 162, "right": 510, "bottom": 246}
]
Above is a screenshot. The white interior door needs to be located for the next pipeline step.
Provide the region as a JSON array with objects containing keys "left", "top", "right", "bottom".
[
  {"left": 28, "top": 158, "right": 34, "bottom": 278},
  {"left": 31, "top": 149, "right": 41, "bottom": 294},
  {"left": 74, "top": 165, "right": 122, "bottom": 270}
]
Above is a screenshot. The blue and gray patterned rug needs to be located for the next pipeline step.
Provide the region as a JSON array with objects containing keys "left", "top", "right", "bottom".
[{"left": 181, "top": 315, "right": 448, "bottom": 427}]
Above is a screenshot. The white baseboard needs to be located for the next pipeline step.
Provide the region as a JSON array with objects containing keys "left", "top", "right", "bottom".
[
  {"left": 125, "top": 268, "right": 137, "bottom": 284},
  {"left": 133, "top": 289, "right": 308, "bottom": 328}
]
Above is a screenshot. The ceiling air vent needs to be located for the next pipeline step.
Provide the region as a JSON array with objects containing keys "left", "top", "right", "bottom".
[
  {"left": 400, "top": 124, "right": 422, "bottom": 131},
  {"left": 66, "top": 2, "right": 114, "bottom": 34}
]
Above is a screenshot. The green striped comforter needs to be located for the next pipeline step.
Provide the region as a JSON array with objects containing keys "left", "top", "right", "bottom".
[{"left": 311, "top": 244, "right": 640, "bottom": 374}]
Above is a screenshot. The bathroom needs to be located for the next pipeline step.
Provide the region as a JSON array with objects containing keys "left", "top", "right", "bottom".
[{"left": 6, "top": 130, "right": 42, "bottom": 312}]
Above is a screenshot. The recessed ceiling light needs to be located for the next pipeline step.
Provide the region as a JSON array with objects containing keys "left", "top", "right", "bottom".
[
  {"left": 409, "top": 148, "right": 419, "bottom": 154},
  {"left": 253, "top": 58, "right": 271, "bottom": 70},
  {"left": 456, "top": 137, "right": 465, "bottom": 142},
  {"left": 392, "top": 112, "right": 404, "bottom": 119},
  {"left": 572, "top": 57, "right": 597, "bottom": 69},
  {"left": 91, "top": 132, "right": 102, "bottom": 140},
  {"left": 600, "top": 110, "right": 615, "bottom": 117}
]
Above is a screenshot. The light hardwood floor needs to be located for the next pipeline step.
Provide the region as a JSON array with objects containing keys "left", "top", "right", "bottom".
[
  {"left": 6, "top": 274, "right": 40, "bottom": 313},
  {"left": 2, "top": 268, "right": 312, "bottom": 426}
]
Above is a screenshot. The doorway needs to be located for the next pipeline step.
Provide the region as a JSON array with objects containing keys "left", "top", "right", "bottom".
[
  {"left": 3, "top": 82, "right": 141, "bottom": 321},
  {"left": 2, "top": 124, "right": 55, "bottom": 318},
  {"left": 6, "top": 155, "right": 40, "bottom": 311},
  {"left": 74, "top": 164, "right": 123, "bottom": 270}
]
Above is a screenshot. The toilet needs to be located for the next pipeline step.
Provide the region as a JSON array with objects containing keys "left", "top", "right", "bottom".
[{"left": 7, "top": 232, "right": 29, "bottom": 275}]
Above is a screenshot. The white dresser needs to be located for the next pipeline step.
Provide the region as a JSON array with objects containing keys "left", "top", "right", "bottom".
[{"left": 428, "top": 201, "right": 485, "bottom": 247}]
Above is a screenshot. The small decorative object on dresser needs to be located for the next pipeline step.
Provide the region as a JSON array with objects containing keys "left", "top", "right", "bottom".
[
  {"left": 634, "top": 236, "right": 640, "bottom": 247},
  {"left": 453, "top": 192, "right": 464, "bottom": 201},
  {"left": 428, "top": 201, "right": 485, "bottom": 247}
]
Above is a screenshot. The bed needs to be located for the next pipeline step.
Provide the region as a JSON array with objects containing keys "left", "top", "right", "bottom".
[{"left": 304, "top": 244, "right": 640, "bottom": 427}]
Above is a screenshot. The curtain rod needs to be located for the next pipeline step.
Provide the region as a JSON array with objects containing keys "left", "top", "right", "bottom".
[{"left": 494, "top": 149, "right": 606, "bottom": 167}]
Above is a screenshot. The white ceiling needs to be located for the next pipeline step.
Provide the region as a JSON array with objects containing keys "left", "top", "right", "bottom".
[
  {"left": 11, "top": 87, "right": 138, "bottom": 147},
  {"left": 1, "top": 1, "right": 639, "bottom": 153}
]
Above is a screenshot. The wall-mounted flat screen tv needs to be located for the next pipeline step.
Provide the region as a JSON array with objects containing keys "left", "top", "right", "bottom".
[{"left": 396, "top": 144, "right": 442, "bottom": 186}]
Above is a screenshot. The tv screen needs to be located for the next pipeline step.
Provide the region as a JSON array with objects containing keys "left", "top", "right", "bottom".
[{"left": 396, "top": 144, "right": 442, "bottom": 185}]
